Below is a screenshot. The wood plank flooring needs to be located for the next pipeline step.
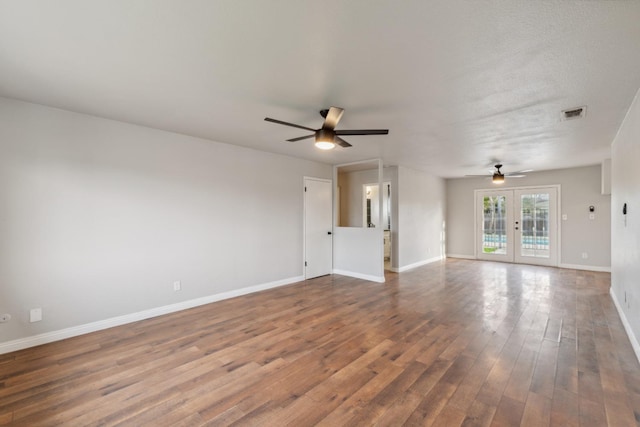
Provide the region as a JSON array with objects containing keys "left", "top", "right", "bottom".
[{"left": 1, "top": 259, "right": 640, "bottom": 426}]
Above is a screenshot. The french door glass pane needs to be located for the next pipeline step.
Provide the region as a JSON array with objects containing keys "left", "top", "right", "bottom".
[
  {"left": 520, "top": 193, "right": 550, "bottom": 258},
  {"left": 482, "top": 195, "right": 507, "bottom": 255}
]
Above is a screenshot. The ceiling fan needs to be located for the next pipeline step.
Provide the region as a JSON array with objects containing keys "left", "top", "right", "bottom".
[
  {"left": 264, "top": 106, "right": 389, "bottom": 150},
  {"left": 465, "top": 164, "right": 530, "bottom": 184}
]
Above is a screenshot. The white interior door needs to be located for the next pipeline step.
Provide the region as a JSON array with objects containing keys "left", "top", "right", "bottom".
[
  {"left": 476, "top": 187, "right": 559, "bottom": 266},
  {"left": 304, "top": 178, "right": 333, "bottom": 279}
]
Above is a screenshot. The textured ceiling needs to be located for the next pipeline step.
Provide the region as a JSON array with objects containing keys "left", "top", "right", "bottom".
[{"left": 1, "top": 1, "right": 639, "bottom": 177}]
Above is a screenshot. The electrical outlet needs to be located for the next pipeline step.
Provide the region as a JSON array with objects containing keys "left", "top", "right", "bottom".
[
  {"left": 173, "top": 281, "right": 181, "bottom": 291},
  {"left": 30, "top": 308, "right": 42, "bottom": 323},
  {"left": 0, "top": 313, "right": 11, "bottom": 323},
  {"left": 562, "top": 214, "right": 568, "bottom": 221},
  {"left": 581, "top": 252, "right": 588, "bottom": 259}
]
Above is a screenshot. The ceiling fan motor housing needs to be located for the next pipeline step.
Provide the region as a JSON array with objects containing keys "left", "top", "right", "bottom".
[{"left": 316, "top": 128, "right": 335, "bottom": 142}]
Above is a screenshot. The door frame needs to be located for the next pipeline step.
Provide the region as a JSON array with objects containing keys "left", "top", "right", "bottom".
[
  {"left": 474, "top": 184, "right": 561, "bottom": 266},
  {"left": 362, "top": 181, "right": 391, "bottom": 230},
  {"left": 303, "top": 176, "right": 333, "bottom": 279}
]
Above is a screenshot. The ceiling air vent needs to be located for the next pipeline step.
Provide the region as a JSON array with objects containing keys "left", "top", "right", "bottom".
[{"left": 562, "top": 106, "right": 587, "bottom": 121}]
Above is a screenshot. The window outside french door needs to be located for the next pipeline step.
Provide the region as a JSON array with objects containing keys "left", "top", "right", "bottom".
[{"left": 476, "top": 187, "right": 558, "bottom": 266}]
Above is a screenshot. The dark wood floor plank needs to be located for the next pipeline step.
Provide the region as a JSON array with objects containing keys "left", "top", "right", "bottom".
[
  {"left": 550, "top": 388, "right": 579, "bottom": 427},
  {"left": 554, "top": 337, "right": 578, "bottom": 394},
  {"left": 431, "top": 404, "right": 467, "bottom": 427},
  {"left": 503, "top": 347, "right": 537, "bottom": 403},
  {"left": 345, "top": 360, "right": 429, "bottom": 425},
  {"left": 578, "top": 369, "right": 609, "bottom": 426},
  {"left": 462, "top": 399, "right": 497, "bottom": 426},
  {"left": 0, "top": 260, "right": 638, "bottom": 426},
  {"left": 520, "top": 391, "right": 551, "bottom": 427},
  {"left": 315, "top": 363, "right": 404, "bottom": 426},
  {"left": 490, "top": 396, "right": 525, "bottom": 427},
  {"left": 447, "top": 352, "right": 496, "bottom": 411},
  {"left": 528, "top": 339, "right": 560, "bottom": 398}
]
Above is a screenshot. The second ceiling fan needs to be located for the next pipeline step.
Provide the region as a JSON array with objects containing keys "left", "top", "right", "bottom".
[
  {"left": 264, "top": 106, "right": 389, "bottom": 150},
  {"left": 466, "top": 164, "right": 530, "bottom": 184}
]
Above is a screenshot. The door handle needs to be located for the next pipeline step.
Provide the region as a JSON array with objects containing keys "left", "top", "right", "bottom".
[{"left": 327, "top": 231, "right": 332, "bottom": 235}]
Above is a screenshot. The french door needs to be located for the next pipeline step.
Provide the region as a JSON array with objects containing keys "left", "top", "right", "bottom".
[{"left": 476, "top": 187, "right": 558, "bottom": 266}]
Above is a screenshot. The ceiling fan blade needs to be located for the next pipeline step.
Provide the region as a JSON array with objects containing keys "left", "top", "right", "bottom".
[
  {"left": 286, "top": 134, "right": 315, "bottom": 142},
  {"left": 465, "top": 175, "right": 491, "bottom": 177},
  {"left": 335, "top": 137, "right": 352, "bottom": 148},
  {"left": 505, "top": 175, "right": 525, "bottom": 178},
  {"left": 323, "top": 107, "right": 344, "bottom": 130},
  {"left": 335, "top": 129, "right": 389, "bottom": 136},
  {"left": 264, "top": 117, "right": 316, "bottom": 132}
]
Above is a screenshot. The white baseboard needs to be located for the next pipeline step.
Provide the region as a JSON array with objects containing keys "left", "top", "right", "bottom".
[
  {"left": 0, "top": 275, "right": 303, "bottom": 355},
  {"left": 610, "top": 288, "right": 640, "bottom": 365},
  {"left": 332, "top": 269, "right": 385, "bottom": 283},
  {"left": 558, "top": 263, "right": 611, "bottom": 273},
  {"left": 446, "top": 254, "right": 476, "bottom": 260},
  {"left": 444, "top": 256, "right": 612, "bottom": 273},
  {"left": 390, "top": 255, "right": 444, "bottom": 273}
]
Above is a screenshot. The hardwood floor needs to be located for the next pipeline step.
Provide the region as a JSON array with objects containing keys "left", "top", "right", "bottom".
[{"left": 1, "top": 259, "right": 639, "bottom": 426}]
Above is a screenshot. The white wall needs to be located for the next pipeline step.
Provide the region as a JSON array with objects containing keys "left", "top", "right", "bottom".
[
  {"left": 395, "top": 166, "right": 446, "bottom": 271},
  {"left": 0, "top": 97, "right": 331, "bottom": 347},
  {"left": 611, "top": 88, "right": 640, "bottom": 358},
  {"left": 333, "top": 227, "right": 384, "bottom": 282},
  {"left": 446, "top": 165, "right": 611, "bottom": 270}
]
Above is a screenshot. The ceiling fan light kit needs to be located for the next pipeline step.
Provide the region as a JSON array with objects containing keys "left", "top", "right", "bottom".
[
  {"left": 315, "top": 128, "right": 336, "bottom": 150},
  {"left": 315, "top": 141, "right": 336, "bottom": 150},
  {"left": 265, "top": 106, "right": 388, "bottom": 150}
]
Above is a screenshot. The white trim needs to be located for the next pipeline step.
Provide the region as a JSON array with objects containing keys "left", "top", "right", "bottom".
[
  {"left": 390, "top": 256, "right": 444, "bottom": 273},
  {"left": 610, "top": 288, "right": 640, "bottom": 365},
  {"left": 558, "top": 263, "right": 611, "bottom": 273},
  {"left": 446, "top": 253, "right": 476, "bottom": 260},
  {"left": 0, "top": 275, "right": 303, "bottom": 355},
  {"left": 557, "top": 185, "right": 563, "bottom": 265},
  {"left": 332, "top": 269, "right": 385, "bottom": 283}
]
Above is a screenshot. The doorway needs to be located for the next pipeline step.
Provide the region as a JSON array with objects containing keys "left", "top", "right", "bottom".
[
  {"left": 363, "top": 182, "right": 392, "bottom": 270},
  {"left": 476, "top": 186, "right": 559, "bottom": 266},
  {"left": 304, "top": 177, "right": 333, "bottom": 279}
]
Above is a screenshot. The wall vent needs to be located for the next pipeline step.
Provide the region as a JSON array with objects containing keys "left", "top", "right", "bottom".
[{"left": 561, "top": 106, "right": 587, "bottom": 120}]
